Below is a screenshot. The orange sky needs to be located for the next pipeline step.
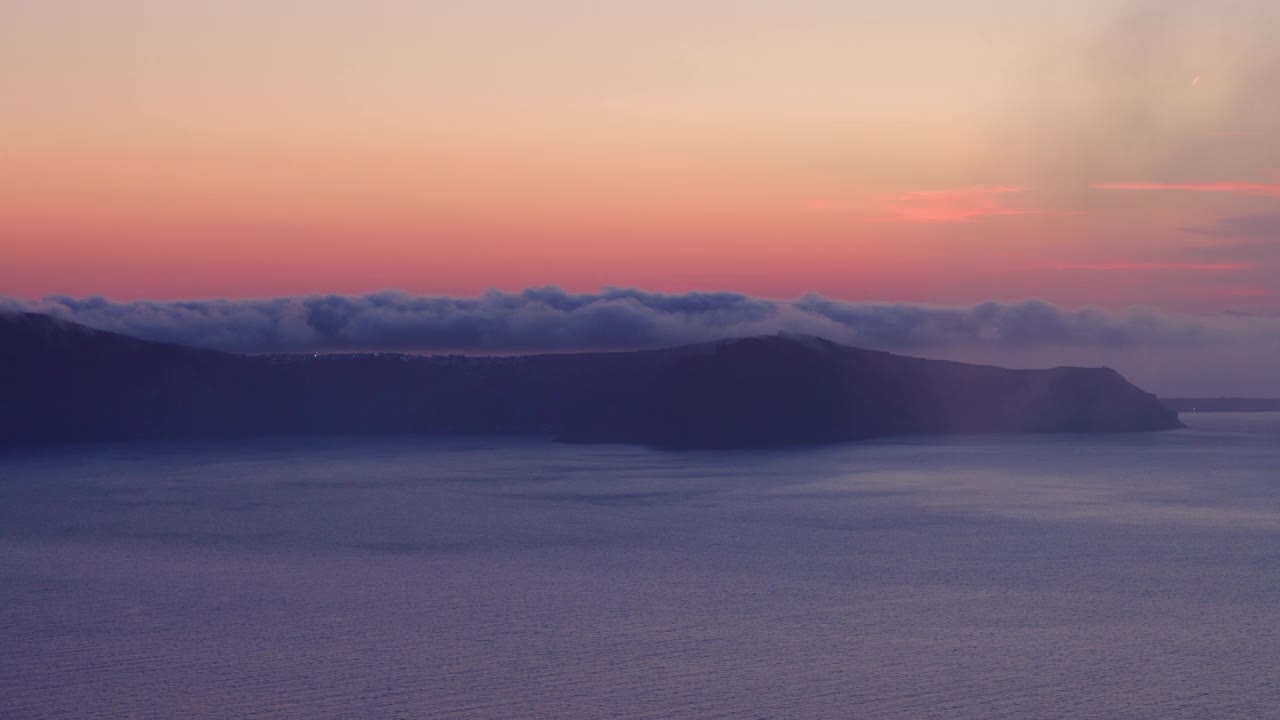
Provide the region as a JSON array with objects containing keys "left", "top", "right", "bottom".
[{"left": 3, "top": 1, "right": 1278, "bottom": 311}]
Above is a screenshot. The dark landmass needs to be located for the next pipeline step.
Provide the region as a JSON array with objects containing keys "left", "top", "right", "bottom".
[
  {"left": 1, "top": 312, "right": 1182, "bottom": 449},
  {"left": 1162, "top": 398, "right": 1280, "bottom": 413}
]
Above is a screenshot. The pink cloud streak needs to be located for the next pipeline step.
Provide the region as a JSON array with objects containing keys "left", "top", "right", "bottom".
[
  {"left": 874, "top": 186, "right": 1052, "bottom": 224},
  {"left": 1185, "top": 287, "right": 1276, "bottom": 298},
  {"left": 1091, "top": 182, "right": 1280, "bottom": 198},
  {"left": 1053, "top": 262, "right": 1254, "bottom": 272}
]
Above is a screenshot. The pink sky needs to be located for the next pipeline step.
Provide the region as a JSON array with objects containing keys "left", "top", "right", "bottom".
[{"left": 2, "top": 1, "right": 1277, "bottom": 312}]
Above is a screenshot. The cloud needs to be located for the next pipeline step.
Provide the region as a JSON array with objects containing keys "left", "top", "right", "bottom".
[
  {"left": 1001, "top": 5, "right": 1280, "bottom": 194},
  {"left": 2, "top": 287, "right": 1273, "bottom": 354},
  {"left": 1052, "top": 262, "right": 1253, "bottom": 271},
  {"left": 1182, "top": 213, "right": 1280, "bottom": 266},
  {"left": 802, "top": 187, "right": 1064, "bottom": 223},
  {"left": 1189, "top": 287, "right": 1274, "bottom": 297},
  {"left": 6, "top": 288, "right": 1280, "bottom": 395},
  {"left": 1091, "top": 182, "right": 1280, "bottom": 198},
  {"left": 873, "top": 186, "right": 1048, "bottom": 224},
  {"left": 1184, "top": 213, "right": 1280, "bottom": 239}
]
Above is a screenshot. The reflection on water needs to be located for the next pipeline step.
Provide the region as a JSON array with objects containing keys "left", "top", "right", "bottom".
[{"left": 3, "top": 414, "right": 1280, "bottom": 719}]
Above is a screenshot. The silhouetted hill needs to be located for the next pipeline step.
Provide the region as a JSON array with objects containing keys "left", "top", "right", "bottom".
[
  {"left": 559, "top": 335, "right": 1183, "bottom": 447},
  {"left": 0, "top": 312, "right": 1182, "bottom": 448}
]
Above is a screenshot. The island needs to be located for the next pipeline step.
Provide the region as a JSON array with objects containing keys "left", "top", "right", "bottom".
[{"left": 0, "top": 311, "right": 1183, "bottom": 449}]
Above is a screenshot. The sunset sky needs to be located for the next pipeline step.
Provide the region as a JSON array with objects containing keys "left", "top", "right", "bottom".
[{"left": 4, "top": 0, "right": 1278, "bottom": 310}]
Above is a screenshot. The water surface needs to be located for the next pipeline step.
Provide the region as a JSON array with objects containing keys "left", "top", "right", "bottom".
[{"left": 3, "top": 414, "right": 1279, "bottom": 719}]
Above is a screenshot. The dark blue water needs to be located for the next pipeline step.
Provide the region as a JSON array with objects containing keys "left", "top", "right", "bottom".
[{"left": 3, "top": 414, "right": 1279, "bottom": 719}]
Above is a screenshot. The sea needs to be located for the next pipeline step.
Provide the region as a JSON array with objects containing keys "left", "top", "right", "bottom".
[{"left": 3, "top": 413, "right": 1279, "bottom": 719}]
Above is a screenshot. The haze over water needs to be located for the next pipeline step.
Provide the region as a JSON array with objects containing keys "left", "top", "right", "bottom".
[{"left": 3, "top": 414, "right": 1279, "bottom": 719}]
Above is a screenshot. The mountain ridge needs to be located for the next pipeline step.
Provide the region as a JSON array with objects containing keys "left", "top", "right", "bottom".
[{"left": 0, "top": 311, "right": 1183, "bottom": 448}]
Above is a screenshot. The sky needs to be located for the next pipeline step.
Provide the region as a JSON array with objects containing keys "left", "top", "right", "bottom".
[{"left": 3, "top": 1, "right": 1279, "bottom": 393}]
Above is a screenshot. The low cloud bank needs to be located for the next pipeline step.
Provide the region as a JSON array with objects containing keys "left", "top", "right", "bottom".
[
  {"left": 5, "top": 288, "right": 1280, "bottom": 395},
  {"left": 2, "top": 287, "right": 1270, "bottom": 354}
]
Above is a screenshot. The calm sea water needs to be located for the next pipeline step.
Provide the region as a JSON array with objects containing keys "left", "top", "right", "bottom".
[{"left": 2, "top": 414, "right": 1279, "bottom": 719}]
